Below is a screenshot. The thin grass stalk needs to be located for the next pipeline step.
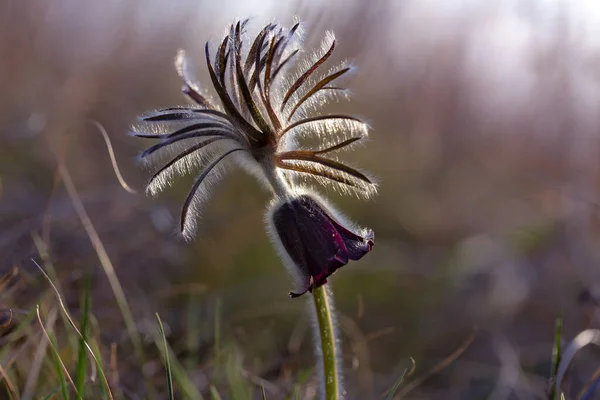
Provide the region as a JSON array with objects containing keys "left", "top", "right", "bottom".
[
  {"left": 34, "top": 261, "right": 114, "bottom": 400},
  {"left": 75, "top": 272, "right": 92, "bottom": 395},
  {"left": 55, "top": 163, "right": 150, "bottom": 395},
  {"left": 152, "top": 327, "right": 205, "bottom": 400},
  {"left": 47, "top": 331, "right": 71, "bottom": 400},
  {"left": 550, "top": 315, "right": 563, "bottom": 400},
  {"left": 312, "top": 285, "right": 342, "bottom": 400},
  {"left": 23, "top": 307, "right": 57, "bottom": 400},
  {"left": 35, "top": 306, "right": 79, "bottom": 398},
  {"left": 155, "top": 314, "right": 174, "bottom": 400},
  {"left": 0, "top": 362, "right": 19, "bottom": 400}
]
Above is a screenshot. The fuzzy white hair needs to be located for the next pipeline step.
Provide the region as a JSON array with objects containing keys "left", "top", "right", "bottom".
[{"left": 133, "top": 19, "right": 377, "bottom": 239}]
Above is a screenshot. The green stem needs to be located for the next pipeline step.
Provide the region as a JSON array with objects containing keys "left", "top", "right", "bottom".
[{"left": 312, "top": 285, "right": 342, "bottom": 400}]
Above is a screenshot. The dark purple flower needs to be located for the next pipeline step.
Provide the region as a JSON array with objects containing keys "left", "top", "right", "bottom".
[{"left": 271, "top": 194, "right": 374, "bottom": 298}]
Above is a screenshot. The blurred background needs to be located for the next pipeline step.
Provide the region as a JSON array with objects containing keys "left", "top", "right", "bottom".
[{"left": 3, "top": 0, "right": 600, "bottom": 398}]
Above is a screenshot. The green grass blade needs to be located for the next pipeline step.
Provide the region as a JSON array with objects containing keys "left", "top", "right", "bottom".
[
  {"left": 88, "top": 340, "right": 111, "bottom": 400},
  {"left": 224, "top": 347, "right": 251, "bottom": 400},
  {"left": 57, "top": 165, "right": 155, "bottom": 396},
  {"left": 185, "top": 294, "right": 205, "bottom": 370},
  {"left": 549, "top": 314, "right": 563, "bottom": 400},
  {"left": 32, "top": 234, "right": 79, "bottom": 351},
  {"left": 210, "top": 386, "right": 223, "bottom": 400},
  {"left": 48, "top": 331, "right": 71, "bottom": 400},
  {"left": 34, "top": 260, "right": 113, "bottom": 400},
  {"left": 156, "top": 313, "right": 174, "bottom": 400},
  {"left": 261, "top": 385, "right": 267, "bottom": 400},
  {"left": 153, "top": 322, "right": 204, "bottom": 400},
  {"left": 385, "top": 367, "right": 410, "bottom": 400},
  {"left": 75, "top": 272, "right": 92, "bottom": 395},
  {"left": 285, "top": 367, "right": 314, "bottom": 400}
]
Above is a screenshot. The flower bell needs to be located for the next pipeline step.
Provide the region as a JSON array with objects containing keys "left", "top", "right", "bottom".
[{"left": 269, "top": 194, "right": 374, "bottom": 297}]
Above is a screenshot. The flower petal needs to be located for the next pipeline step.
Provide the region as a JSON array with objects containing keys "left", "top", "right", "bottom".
[
  {"left": 329, "top": 218, "right": 374, "bottom": 260},
  {"left": 271, "top": 194, "right": 373, "bottom": 297}
]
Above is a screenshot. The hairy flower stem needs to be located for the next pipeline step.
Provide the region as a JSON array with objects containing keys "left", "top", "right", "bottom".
[{"left": 312, "top": 285, "right": 342, "bottom": 400}]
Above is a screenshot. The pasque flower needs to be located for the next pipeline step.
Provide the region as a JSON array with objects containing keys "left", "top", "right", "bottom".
[
  {"left": 132, "top": 19, "right": 376, "bottom": 296},
  {"left": 270, "top": 194, "right": 373, "bottom": 297}
]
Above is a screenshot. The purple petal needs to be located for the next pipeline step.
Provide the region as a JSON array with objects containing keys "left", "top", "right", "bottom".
[
  {"left": 329, "top": 217, "right": 374, "bottom": 260},
  {"left": 272, "top": 195, "right": 374, "bottom": 297},
  {"left": 274, "top": 196, "right": 348, "bottom": 293}
]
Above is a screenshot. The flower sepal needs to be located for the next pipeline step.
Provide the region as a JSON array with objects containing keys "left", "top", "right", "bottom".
[{"left": 269, "top": 194, "right": 374, "bottom": 298}]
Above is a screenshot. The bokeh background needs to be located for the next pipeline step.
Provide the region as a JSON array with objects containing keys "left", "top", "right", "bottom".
[{"left": 3, "top": 0, "right": 600, "bottom": 398}]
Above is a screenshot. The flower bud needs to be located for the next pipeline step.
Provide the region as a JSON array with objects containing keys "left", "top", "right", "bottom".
[{"left": 269, "top": 194, "right": 374, "bottom": 297}]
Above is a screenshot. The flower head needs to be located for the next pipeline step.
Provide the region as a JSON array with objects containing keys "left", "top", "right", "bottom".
[
  {"left": 132, "top": 19, "right": 377, "bottom": 240},
  {"left": 269, "top": 194, "right": 373, "bottom": 297}
]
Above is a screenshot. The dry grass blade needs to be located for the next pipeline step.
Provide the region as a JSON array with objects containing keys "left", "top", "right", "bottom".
[
  {"left": 382, "top": 358, "right": 416, "bottom": 400},
  {"left": 35, "top": 305, "right": 79, "bottom": 398},
  {"left": 88, "top": 120, "right": 137, "bottom": 194},
  {"left": 32, "top": 233, "right": 82, "bottom": 353},
  {"left": 109, "top": 342, "right": 119, "bottom": 388},
  {"left": 393, "top": 329, "right": 477, "bottom": 399},
  {"left": 0, "top": 361, "right": 19, "bottom": 399},
  {"left": 33, "top": 260, "right": 114, "bottom": 400},
  {"left": 23, "top": 306, "right": 57, "bottom": 400},
  {"left": 56, "top": 162, "right": 144, "bottom": 369},
  {"left": 0, "top": 268, "right": 18, "bottom": 291}
]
